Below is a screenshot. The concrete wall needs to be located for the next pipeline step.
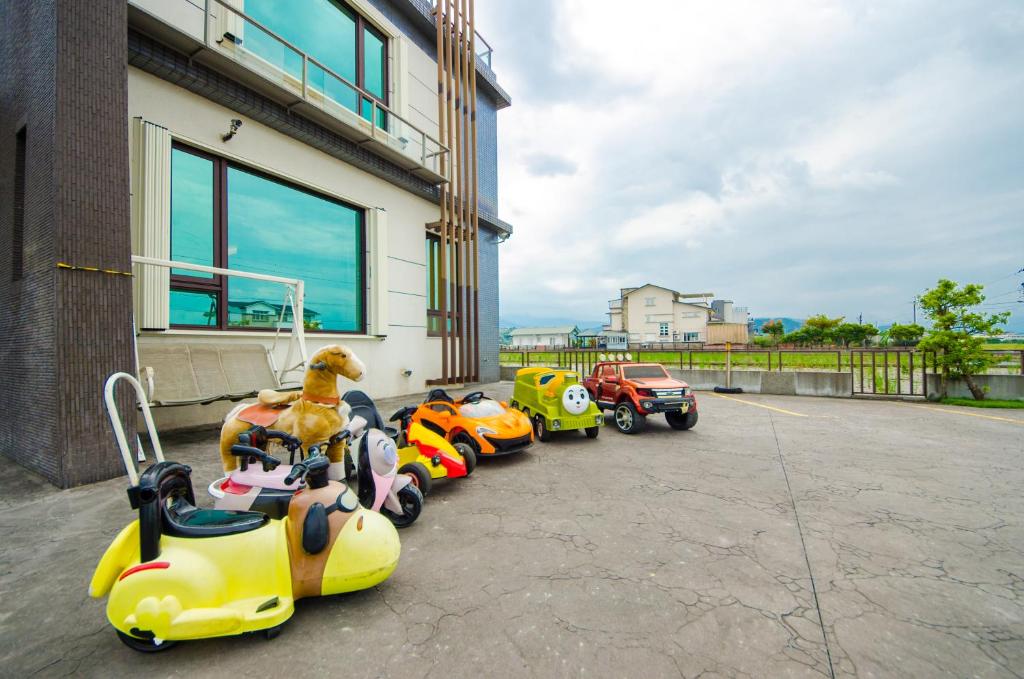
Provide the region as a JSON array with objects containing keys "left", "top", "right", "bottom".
[
  {"left": 668, "top": 369, "right": 851, "bottom": 397},
  {"left": 925, "top": 374, "right": 1024, "bottom": 401}
]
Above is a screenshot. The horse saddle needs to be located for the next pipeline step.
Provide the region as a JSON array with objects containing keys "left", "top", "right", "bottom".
[{"left": 237, "top": 402, "right": 289, "bottom": 428}]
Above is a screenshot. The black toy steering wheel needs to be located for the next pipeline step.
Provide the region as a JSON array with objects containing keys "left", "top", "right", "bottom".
[{"left": 460, "top": 391, "right": 484, "bottom": 404}]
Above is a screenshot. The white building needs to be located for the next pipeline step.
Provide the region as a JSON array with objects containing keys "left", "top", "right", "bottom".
[
  {"left": 508, "top": 326, "right": 579, "bottom": 348},
  {"left": 606, "top": 285, "right": 712, "bottom": 343}
]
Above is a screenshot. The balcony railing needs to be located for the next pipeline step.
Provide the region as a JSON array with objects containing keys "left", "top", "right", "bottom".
[
  {"left": 202, "top": 0, "right": 448, "bottom": 180},
  {"left": 609, "top": 300, "right": 622, "bottom": 310}
]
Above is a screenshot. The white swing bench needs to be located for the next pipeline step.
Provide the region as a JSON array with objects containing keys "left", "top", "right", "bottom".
[{"left": 131, "top": 256, "right": 310, "bottom": 408}]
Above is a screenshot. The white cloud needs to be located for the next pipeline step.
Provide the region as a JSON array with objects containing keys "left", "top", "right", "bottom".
[{"left": 475, "top": 0, "right": 1024, "bottom": 329}]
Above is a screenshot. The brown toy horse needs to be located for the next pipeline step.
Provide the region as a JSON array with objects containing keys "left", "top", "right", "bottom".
[{"left": 219, "top": 345, "right": 366, "bottom": 473}]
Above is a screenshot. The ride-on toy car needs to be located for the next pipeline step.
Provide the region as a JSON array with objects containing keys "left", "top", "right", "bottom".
[
  {"left": 408, "top": 388, "right": 533, "bottom": 457},
  {"left": 93, "top": 373, "right": 401, "bottom": 651},
  {"left": 582, "top": 361, "right": 698, "bottom": 434},
  {"left": 510, "top": 368, "right": 604, "bottom": 442},
  {"left": 208, "top": 418, "right": 424, "bottom": 529},
  {"left": 343, "top": 390, "right": 473, "bottom": 495}
]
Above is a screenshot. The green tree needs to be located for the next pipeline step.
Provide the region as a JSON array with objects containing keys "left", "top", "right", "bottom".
[
  {"left": 800, "top": 314, "right": 845, "bottom": 345},
  {"left": 887, "top": 323, "right": 925, "bottom": 346},
  {"left": 917, "top": 279, "right": 1010, "bottom": 400},
  {"left": 833, "top": 323, "right": 879, "bottom": 347},
  {"left": 761, "top": 319, "right": 785, "bottom": 346}
]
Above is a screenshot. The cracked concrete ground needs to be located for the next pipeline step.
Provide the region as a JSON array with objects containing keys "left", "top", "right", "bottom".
[{"left": 1, "top": 385, "right": 1022, "bottom": 678}]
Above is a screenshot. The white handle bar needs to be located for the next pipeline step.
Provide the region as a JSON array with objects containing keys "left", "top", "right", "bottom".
[{"left": 104, "top": 372, "right": 165, "bottom": 486}]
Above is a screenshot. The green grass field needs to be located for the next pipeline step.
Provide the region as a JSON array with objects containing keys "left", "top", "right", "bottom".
[
  {"left": 939, "top": 397, "right": 1024, "bottom": 409},
  {"left": 499, "top": 348, "right": 1023, "bottom": 375}
]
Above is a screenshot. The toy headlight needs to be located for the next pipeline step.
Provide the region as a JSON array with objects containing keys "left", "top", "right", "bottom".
[
  {"left": 594, "top": 414, "right": 602, "bottom": 425},
  {"left": 682, "top": 387, "right": 691, "bottom": 396},
  {"left": 476, "top": 425, "right": 497, "bottom": 436},
  {"left": 432, "top": 454, "right": 442, "bottom": 466},
  {"left": 337, "top": 487, "right": 359, "bottom": 512},
  {"left": 551, "top": 419, "right": 562, "bottom": 430}
]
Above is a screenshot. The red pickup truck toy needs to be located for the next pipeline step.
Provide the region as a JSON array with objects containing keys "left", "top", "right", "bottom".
[{"left": 583, "top": 362, "right": 698, "bottom": 434}]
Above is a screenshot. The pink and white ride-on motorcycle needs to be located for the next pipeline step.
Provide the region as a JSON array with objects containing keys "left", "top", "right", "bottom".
[{"left": 208, "top": 416, "right": 424, "bottom": 528}]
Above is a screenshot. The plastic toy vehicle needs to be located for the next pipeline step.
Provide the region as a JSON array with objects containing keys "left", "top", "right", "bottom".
[
  {"left": 582, "top": 361, "right": 698, "bottom": 434},
  {"left": 93, "top": 373, "right": 400, "bottom": 651},
  {"left": 343, "top": 390, "right": 473, "bottom": 495},
  {"left": 208, "top": 418, "right": 424, "bottom": 529},
  {"left": 510, "top": 368, "right": 604, "bottom": 442},
  {"left": 407, "top": 388, "right": 533, "bottom": 457}
]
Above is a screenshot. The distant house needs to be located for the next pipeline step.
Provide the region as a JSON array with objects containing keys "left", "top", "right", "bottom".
[
  {"left": 508, "top": 326, "right": 579, "bottom": 348},
  {"left": 708, "top": 299, "right": 751, "bottom": 344},
  {"left": 227, "top": 300, "right": 321, "bottom": 329},
  {"left": 606, "top": 284, "right": 750, "bottom": 344},
  {"left": 606, "top": 284, "right": 712, "bottom": 344}
]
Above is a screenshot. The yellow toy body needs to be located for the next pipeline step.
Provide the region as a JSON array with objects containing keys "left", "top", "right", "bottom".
[
  {"left": 400, "top": 421, "right": 469, "bottom": 481},
  {"left": 91, "top": 502, "right": 399, "bottom": 643}
]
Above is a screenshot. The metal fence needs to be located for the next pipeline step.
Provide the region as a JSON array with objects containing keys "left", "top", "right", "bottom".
[{"left": 499, "top": 348, "right": 1024, "bottom": 398}]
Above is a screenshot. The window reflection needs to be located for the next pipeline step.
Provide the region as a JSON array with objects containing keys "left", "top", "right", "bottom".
[
  {"left": 170, "top": 149, "right": 214, "bottom": 278},
  {"left": 227, "top": 167, "right": 362, "bottom": 332},
  {"left": 169, "top": 289, "right": 218, "bottom": 326}
]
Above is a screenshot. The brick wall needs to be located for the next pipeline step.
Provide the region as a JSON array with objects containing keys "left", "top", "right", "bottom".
[{"left": 0, "top": 0, "right": 135, "bottom": 487}]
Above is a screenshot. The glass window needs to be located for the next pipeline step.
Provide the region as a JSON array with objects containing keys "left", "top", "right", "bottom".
[
  {"left": 659, "top": 322, "right": 669, "bottom": 337},
  {"left": 426, "top": 233, "right": 459, "bottom": 337},
  {"left": 170, "top": 148, "right": 215, "bottom": 278},
  {"left": 245, "top": 0, "right": 386, "bottom": 121},
  {"left": 623, "top": 365, "right": 670, "bottom": 379},
  {"left": 227, "top": 167, "right": 362, "bottom": 332},
  {"left": 169, "top": 289, "right": 219, "bottom": 326},
  {"left": 683, "top": 332, "right": 700, "bottom": 342},
  {"left": 168, "top": 144, "right": 364, "bottom": 333}
]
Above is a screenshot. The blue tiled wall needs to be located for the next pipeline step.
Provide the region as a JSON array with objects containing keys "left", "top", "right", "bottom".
[
  {"left": 476, "top": 90, "right": 499, "bottom": 222},
  {"left": 477, "top": 227, "right": 501, "bottom": 382}
]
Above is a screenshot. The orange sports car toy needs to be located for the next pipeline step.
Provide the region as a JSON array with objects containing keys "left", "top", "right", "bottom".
[{"left": 406, "top": 389, "right": 533, "bottom": 458}]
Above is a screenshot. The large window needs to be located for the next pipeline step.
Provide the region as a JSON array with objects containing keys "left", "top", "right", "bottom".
[
  {"left": 169, "top": 144, "right": 365, "bottom": 333},
  {"left": 245, "top": 0, "right": 388, "bottom": 125}
]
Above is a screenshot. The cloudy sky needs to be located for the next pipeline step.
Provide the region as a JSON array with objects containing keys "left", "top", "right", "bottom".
[{"left": 475, "top": 0, "right": 1024, "bottom": 331}]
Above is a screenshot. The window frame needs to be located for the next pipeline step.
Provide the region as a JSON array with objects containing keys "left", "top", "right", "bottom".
[
  {"left": 425, "top": 231, "right": 461, "bottom": 338},
  {"left": 169, "top": 141, "right": 367, "bottom": 334},
  {"left": 659, "top": 322, "right": 669, "bottom": 337}
]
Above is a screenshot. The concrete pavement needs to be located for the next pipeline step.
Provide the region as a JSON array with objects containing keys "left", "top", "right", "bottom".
[{"left": 1, "top": 386, "right": 1021, "bottom": 678}]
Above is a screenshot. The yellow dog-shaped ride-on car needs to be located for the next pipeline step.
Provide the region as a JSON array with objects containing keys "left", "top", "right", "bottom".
[{"left": 92, "top": 373, "right": 400, "bottom": 652}]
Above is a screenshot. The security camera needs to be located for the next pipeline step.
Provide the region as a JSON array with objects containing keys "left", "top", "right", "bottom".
[{"left": 222, "top": 119, "right": 243, "bottom": 142}]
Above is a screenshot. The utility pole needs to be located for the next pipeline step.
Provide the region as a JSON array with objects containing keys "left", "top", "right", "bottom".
[
  {"left": 858, "top": 313, "right": 862, "bottom": 324},
  {"left": 912, "top": 298, "right": 917, "bottom": 324}
]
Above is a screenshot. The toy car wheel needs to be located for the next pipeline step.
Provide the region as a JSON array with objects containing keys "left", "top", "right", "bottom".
[
  {"left": 399, "top": 462, "right": 432, "bottom": 496},
  {"left": 614, "top": 402, "right": 645, "bottom": 435},
  {"left": 584, "top": 426, "right": 600, "bottom": 439},
  {"left": 666, "top": 410, "right": 699, "bottom": 431},
  {"left": 453, "top": 441, "right": 477, "bottom": 476},
  {"left": 263, "top": 624, "right": 284, "bottom": 640},
  {"left": 116, "top": 630, "right": 179, "bottom": 653},
  {"left": 383, "top": 484, "right": 424, "bottom": 528},
  {"left": 533, "top": 414, "right": 552, "bottom": 442}
]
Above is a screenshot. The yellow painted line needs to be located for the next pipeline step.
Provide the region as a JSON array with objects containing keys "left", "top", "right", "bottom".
[
  {"left": 908, "top": 404, "right": 1024, "bottom": 425},
  {"left": 711, "top": 393, "right": 808, "bottom": 417}
]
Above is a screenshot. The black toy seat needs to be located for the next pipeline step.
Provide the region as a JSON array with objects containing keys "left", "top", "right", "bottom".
[
  {"left": 425, "top": 388, "right": 454, "bottom": 404},
  {"left": 342, "top": 390, "right": 400, "bottom": 440},
  {"left": 136, "top": 462, "right": 268, "bottom": 558},
  {"left": 162, "top": 498, "right": 269, "bottom": 538},
  {"left": 342, "top": 390, "right": 386, "bottom": 429}
]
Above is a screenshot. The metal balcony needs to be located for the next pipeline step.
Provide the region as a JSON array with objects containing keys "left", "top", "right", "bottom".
[{"left": 128, "top": 0, "right": 448, "bottom": 184}]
